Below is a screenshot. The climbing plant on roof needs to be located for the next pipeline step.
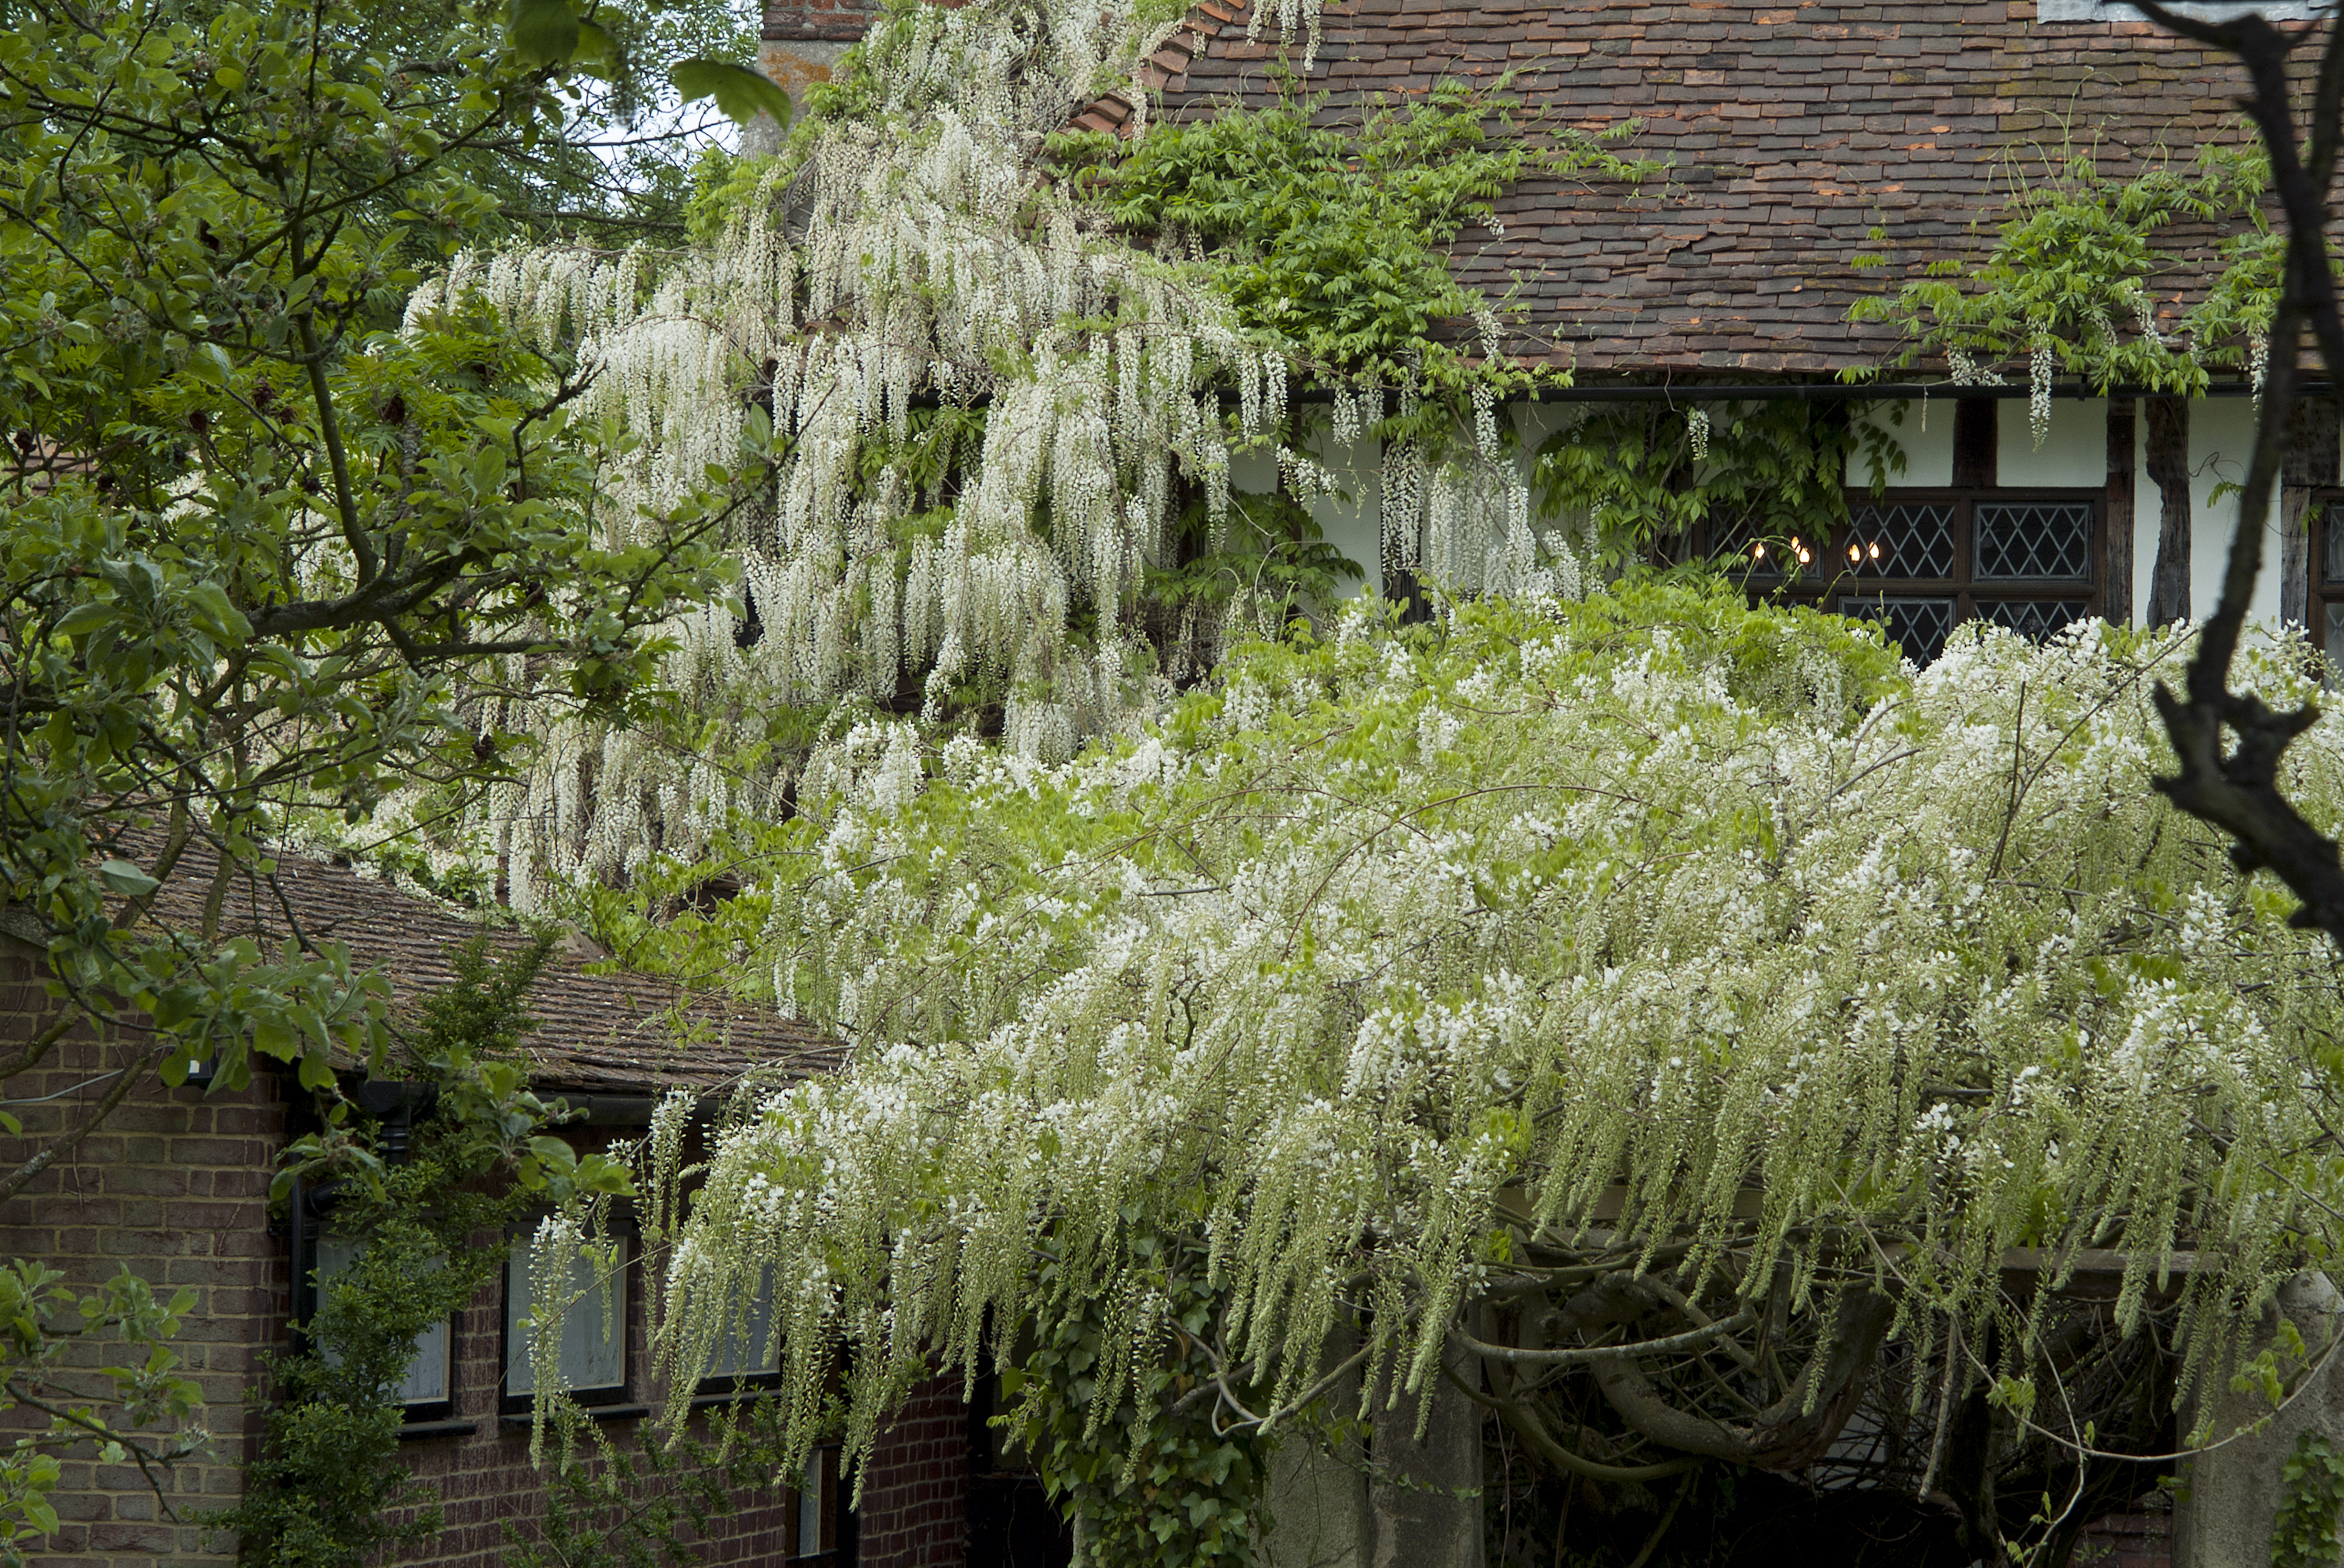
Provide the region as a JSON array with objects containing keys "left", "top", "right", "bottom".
[{"left": 1847, "top": 143, "right": 2277, "bottom": 441}]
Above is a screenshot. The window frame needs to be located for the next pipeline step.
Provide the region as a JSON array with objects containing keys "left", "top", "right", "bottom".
[
  {"left": 498, "top": 1224, "right": 635, "bottom": 1415},
  {"left": 692, "top": 1264, "right": 786, "bottom": 1399},
  {"left": 289, "top": 1186, "right": 458, "bottom": 1425},
  {"left": 1700, "top": 486, "right": 2107, "bottom": 663},
  {"left": 789, "top": 1443, "right": 843, "bottom": 1563}
]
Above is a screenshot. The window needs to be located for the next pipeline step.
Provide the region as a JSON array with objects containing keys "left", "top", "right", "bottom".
[
  {"left": 503, "top": 1231, "right": 629, "bottom": 1407},
  {"left": 1708, "top": 490, "right": 2102, "bottom": 665},
  {"left": 310, "top": 1234, "right": 454, "bottom": 1419},
  {"left": 793, "top": 1446, "right": 841, "bottom": 1562},
  {"left": 699, "top": 1266, "right": 782, "bottom": 1391}
]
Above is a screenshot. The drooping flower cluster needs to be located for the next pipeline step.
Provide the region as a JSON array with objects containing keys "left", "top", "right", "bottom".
[{"left": 600, "top": 583, "right": 2344, "bottom": 1482}]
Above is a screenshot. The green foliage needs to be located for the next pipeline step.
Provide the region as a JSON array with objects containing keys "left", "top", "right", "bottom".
[
  {"left": 1848, "top": 144, "right": 2272, "bottom": 394},
  {"left": 1105, "top": 74, "right": 1649, "bottom": 394},
  {"left": 1532, "top": 397, "right": 1901, "bottom": 568},
  {"left": 1146, "top": 484, "right": 1363, "bottom": 628},
  {"left": 2270, "top": 1429, "right": 2344, "bottom": 1568},
  {"left": 0, "top": 0, "right": 735, "bottom": 1200},
  {"left": 669, "top": 59, "right": 793, "bottom": 130},
  {"left": 216, "top": 936, "right": 635, "bottom": 1568},
  {"left": 0, "top": 1265, "right": 204, "bottom": 1568},
  {"left": 1003, "top": 1232, "right": 1268, "bottom": 1567},
  {"left": 503, "top": 1403, "right": 748, "bottom": 1568}
]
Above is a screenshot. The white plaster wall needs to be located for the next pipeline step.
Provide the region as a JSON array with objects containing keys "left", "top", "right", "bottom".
[
  {"left": 1229, "top": 446, "right": 1278, "bottom": 494},
  {"left": 1846, "top": 399, "right": 1954, "bottom": 488},
  {"left": 1303, "top": 426, "right": 1382, "bottom": 600},
  {"left": 1517, "top": 400, "right": 1578, "bottom": 477},
  {"left": 2185, "top": 397, "right": 2285, "bottom": 628},
  {"left": 1997, "top": 397, "right": 2106, "bottom": 490}
]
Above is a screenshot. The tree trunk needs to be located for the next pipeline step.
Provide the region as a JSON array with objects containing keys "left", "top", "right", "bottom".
[{"left": 2144, "top": 396, "right": 2191, "bottom": 626}]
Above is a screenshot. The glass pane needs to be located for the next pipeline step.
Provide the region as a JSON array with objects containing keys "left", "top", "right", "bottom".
[
  {"left": 1974, "top": 501, "right": 2094, "bottom": 581},
  {"left": 2324, "top": 506, "right": 2344, "bottom": 584},
  {"left": 506, "top": 1235, "right": 626, "bottom": 1394},
  {"left": 1977, "top": 599, "right": 2091, "bottom": 643},
  {"left": 1844, "top": 595, "right": 1956, "bottom": 665},
  {"left": 314, "top": 1235, "right": 449, "bottom": 1406},
  {"left": 2326, "top": 603, "right": 2344, "bottom": 675},
  {"left": 1846, "top": 504, "right": 1956, "bottom": 579},
  {"left": 706, "top": 1266, "right": 780, "bottom": 1380},
  {"left": 798, "top": 1451, "right": 826, "bottom": 1556}
]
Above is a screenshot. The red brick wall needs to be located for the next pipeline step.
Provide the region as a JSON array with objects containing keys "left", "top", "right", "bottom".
[
  {"left": 387, "top": 1244, "right": 801, "bottom": 1568},
  {"left": 0, "top": 934, "right": 818, "bottom": 1567},
  {"left": 0, "top": 935, "right": 285, "bottom": 1567},
  {"left": 2075, "top": 1506, "right": 2171, "bottom": 1568},
  {"left": 854, "top": 1375, "right": 969, "bottom": 1568}
]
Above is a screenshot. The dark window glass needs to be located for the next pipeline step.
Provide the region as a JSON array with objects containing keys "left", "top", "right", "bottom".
[
  {"left": 1974, "top": 501, "right": 2093, "bottom": 580},
  {"left": 1703, "top": 491, "right": 2102, "bottom": 665},
  {"left": 1847, "top": 504, "right": 1956, "bottom": 579}
]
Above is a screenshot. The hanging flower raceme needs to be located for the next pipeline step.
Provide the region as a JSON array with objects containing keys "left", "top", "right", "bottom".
[{"left": 592, "top": 583, "right": 2344, "bottom": 1489}]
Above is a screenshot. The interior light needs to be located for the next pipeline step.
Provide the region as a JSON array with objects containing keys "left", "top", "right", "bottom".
[{"left": 1869, "top": 541, "right": 1881, "bottom": 560}]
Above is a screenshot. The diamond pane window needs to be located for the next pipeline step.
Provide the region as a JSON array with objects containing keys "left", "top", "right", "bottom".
[
  {"left": 1974, "top": 502, "right": 2093, "bottom": 580},
  {"left": 2315, "top": 502, "right": 2344, "bottom": 682},
  {"left": 1846, "top": 505, "right": 1955, "bottom": 578},
  {"left": 1979, "top": 599, "right": 2091, "bottom": 642},
  {"left": 1846, "top": 597, "right": 1957, "bottom": 665},
  {"left": 1709, "top": 491, "right": 2098, "bottom": 667}
]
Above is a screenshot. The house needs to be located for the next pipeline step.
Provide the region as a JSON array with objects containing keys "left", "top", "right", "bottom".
[
  {"left": 0, "top": 846, "right": 1003, "bottom": 1568},
  {"left": 1040, "top": 0, "right": 2330, "bottom": 669}
]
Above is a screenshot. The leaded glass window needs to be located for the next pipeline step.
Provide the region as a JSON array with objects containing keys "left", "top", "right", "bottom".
[{"left": 1705, "top": 491, "right": 2101, "bottom": 665}]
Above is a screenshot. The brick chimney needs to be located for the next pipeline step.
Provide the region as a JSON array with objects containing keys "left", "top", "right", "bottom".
[{"left": 757, "top": 0, "right": 883, "bottom": 120}]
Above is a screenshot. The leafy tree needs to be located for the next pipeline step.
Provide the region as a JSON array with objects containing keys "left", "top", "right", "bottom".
[
  {"left": 0, "top": 0, "right": 772, "bottom": 1539},
  {"left": 0, "top": 0, "right": 751, "bottom": 1189},
  {"left": 0, "top": 1265, "right": 203, "bottom": 1568}
]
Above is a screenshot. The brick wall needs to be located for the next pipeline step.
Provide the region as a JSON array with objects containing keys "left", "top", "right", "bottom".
[
  {"left": 854, "top": 1375, "right": 969, "bottom": 1568},
  {"left": 386, "top": 1236, "right": 800, "bottom": 1568},
  {"left": 0, "top": 934, "right": 830, "bottom": 1567},
  {"left": 0, "top": 933, "right": 286, "bottom": 1568},
  {"left": 763, "top": 0, "right": 881, "bottom": 45},
  {"left": 2075, "top": 1504, "right": 2171, "bottom": 1568}
]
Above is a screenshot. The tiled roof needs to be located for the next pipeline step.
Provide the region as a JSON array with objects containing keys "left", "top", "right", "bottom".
[
  {"left": 131, "top": 845, "right": 843, "bottom": 1095},
  {"left": 1139, "top": 0, "right": 2291, "bottom": 375}
]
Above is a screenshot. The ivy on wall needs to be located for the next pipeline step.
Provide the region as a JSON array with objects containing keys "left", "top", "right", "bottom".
[{"left": 1532, "top": 397, "right": 1902, "bottom": 571}]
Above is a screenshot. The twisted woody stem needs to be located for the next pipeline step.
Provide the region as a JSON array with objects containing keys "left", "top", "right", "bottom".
[{"left": 2130, "top": 1, "right": 2344, "bottom": 942}]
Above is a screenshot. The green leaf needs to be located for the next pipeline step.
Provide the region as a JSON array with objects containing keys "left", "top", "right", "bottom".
[
  {"left": 95, "top": 859, "right": 159, "bottom": 896},
  {"left": 669, "top": 59, "right": 792, "bottom": 128},
  {"left": 508, "top": 0, "right": 580, "bottom": 67},
  {"left": 54, "top": 601, "right": 117, "bottom": 636}
]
